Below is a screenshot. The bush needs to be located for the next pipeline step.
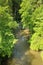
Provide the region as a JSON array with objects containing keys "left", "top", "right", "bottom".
[
  {"left": 19, "top": 0, "right": 43, "bottom": 51},
  {"left": 0, "top": 0, "right": 18, "bottom": 57},
  {"left": 30, "top": 6, "right": 43, "bottom": 51}
]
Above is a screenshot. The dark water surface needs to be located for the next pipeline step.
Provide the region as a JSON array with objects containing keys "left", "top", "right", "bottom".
[{"left": 1, "top": 29, "right": 43, "bottom": 65}]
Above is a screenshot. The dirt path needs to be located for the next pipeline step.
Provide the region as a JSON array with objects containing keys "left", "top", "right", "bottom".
[{"left": 7, "top": 29, "right": 43, "bottom": 65}]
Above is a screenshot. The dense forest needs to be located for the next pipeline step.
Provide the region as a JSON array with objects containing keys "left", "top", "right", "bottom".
[{"left": 0, "top": 0, "right": 43, "bottom": 65}]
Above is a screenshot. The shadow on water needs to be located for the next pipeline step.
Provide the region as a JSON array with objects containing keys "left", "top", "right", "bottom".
[{"left": 1, "top": 56, "right": 8, "bottom": 65}]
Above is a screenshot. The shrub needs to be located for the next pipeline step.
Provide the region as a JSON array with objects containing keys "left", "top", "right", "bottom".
[
  {"left": 19, "top": 0, "right": 43, "bottom": 51},
  {"left": 0, "top": 0, "right": 18, "bottom": 57}
]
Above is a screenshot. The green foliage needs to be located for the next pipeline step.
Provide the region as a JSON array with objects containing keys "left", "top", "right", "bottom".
[
  {"left": 20, "top": 0, "right": 43, "bottom": 51},
  {"left": 30, "top": 5, "right": 43, "bottom": 51},
  {"left": 19, "top": 0, "right": 36, "bottom": 32},
  {"left": 0, "top": 0, "right": 18, "bottom": 57},
  {"left": 0, "top": 0, "right": 8, "bottom": 6}
]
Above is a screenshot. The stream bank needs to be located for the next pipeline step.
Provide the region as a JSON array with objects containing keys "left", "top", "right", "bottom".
[{"left": 1, "top": 29, "right": 43, "bottom": 65}]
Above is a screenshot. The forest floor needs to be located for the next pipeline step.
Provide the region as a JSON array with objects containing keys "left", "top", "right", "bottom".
[{"left": 2, "top": 29, "right": 43, "bottom": 65}]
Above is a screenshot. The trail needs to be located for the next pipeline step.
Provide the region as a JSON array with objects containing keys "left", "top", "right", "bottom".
[{"left": 6, "top": 29, "right": 43, "bottom": 65}]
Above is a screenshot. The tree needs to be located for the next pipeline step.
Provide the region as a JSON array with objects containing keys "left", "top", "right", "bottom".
[
  {"left": 30, "top": 5, "right": 43, "bottom": 50},
  {"left": 19, "top": 0, "right": 43, "bottom": 51},
  {"left": 0, "top": 0, "right": 18, "bottom": 57}
]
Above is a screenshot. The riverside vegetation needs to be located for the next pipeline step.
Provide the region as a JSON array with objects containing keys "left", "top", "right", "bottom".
[{"left": 0, "top": 0, "right": 43, "bottom": 64}]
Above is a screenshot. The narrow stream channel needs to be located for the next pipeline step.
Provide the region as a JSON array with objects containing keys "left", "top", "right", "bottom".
[{"left": 1, "top": 29, "right": 43, "bottom": 65}]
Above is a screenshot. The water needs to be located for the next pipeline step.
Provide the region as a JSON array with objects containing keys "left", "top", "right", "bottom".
[{"left": 1, "top": 29, "right": 43, "bottom": 65}]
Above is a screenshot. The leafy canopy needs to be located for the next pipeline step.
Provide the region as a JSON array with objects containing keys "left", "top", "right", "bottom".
[
  {"left": 19, "top": 0, "right": 43, "bottom": 51},
  {"left": 0, "top": 0, "right": 18, "bottom": 57}
]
